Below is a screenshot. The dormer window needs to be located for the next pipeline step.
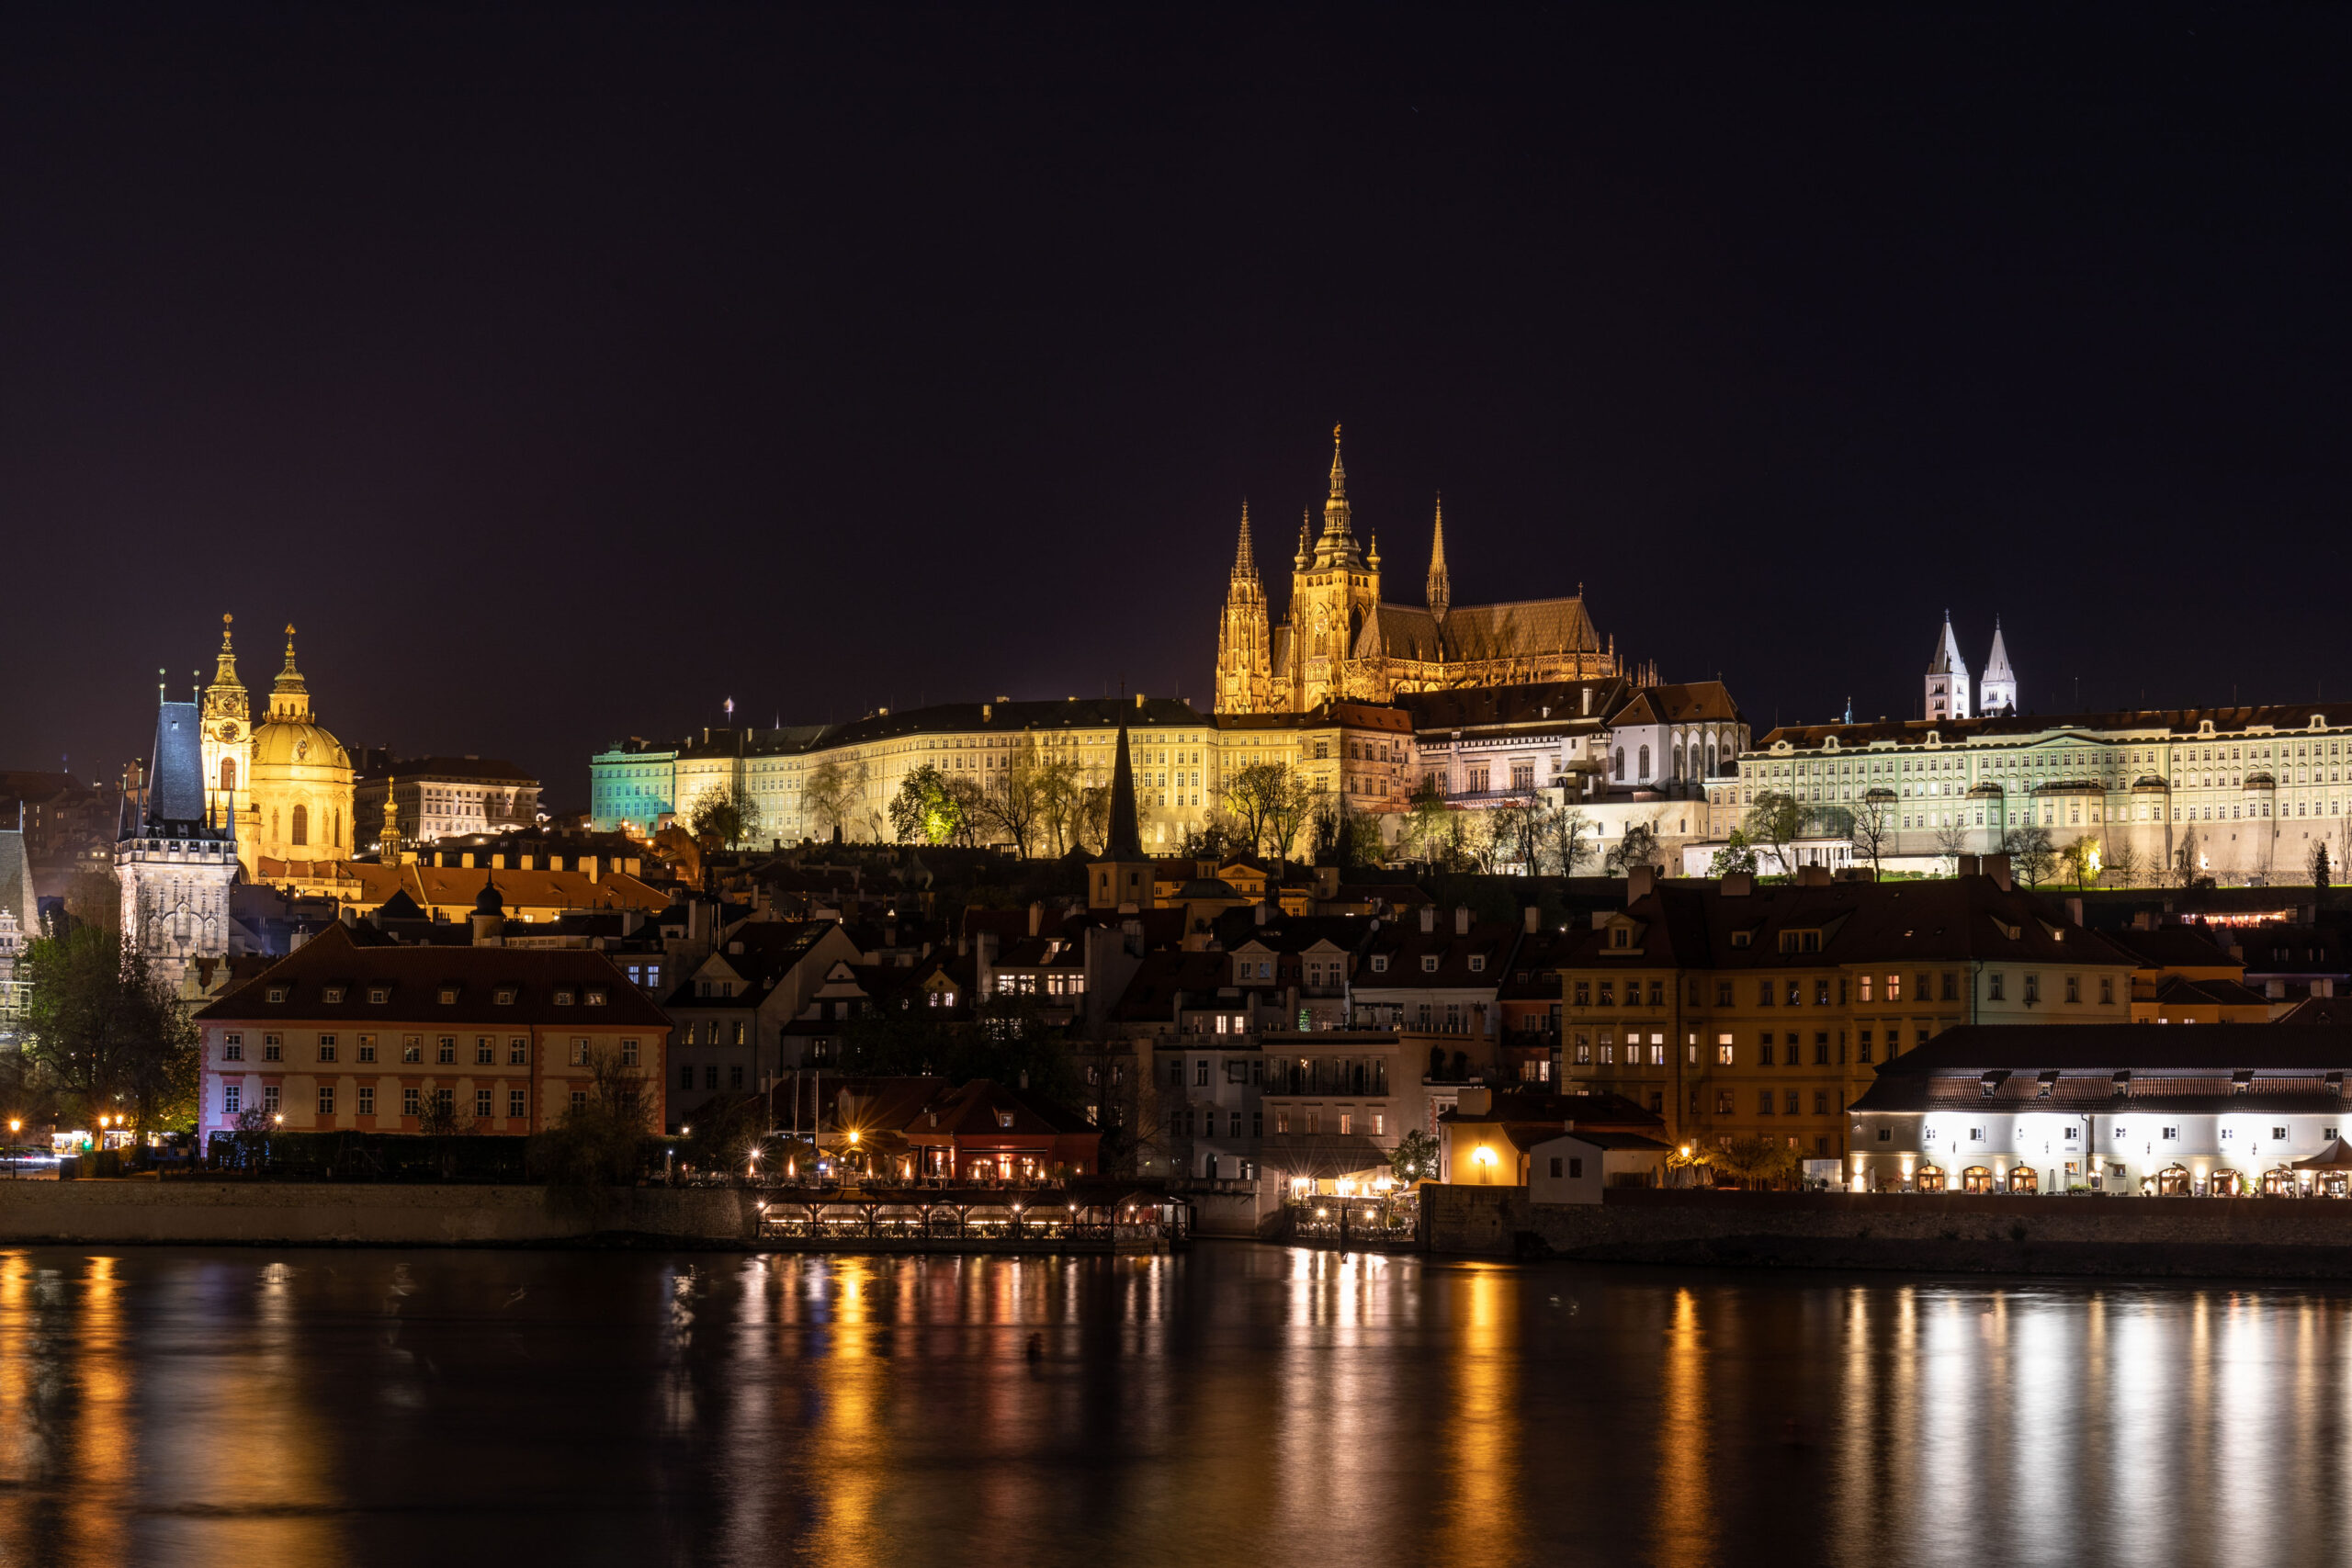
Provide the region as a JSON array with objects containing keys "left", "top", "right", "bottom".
[
  {"left": 1371, "top": 954, "right": 1388, "bottom": 974},
  {"left": 555, "top": 989, "right": 575, "bottom": 1006},
  {"left": 1468, "top": 955, "right": 1486, "bottom": 973},
  {"left": 439, "top": 988, "right": 458, "bottom": 1005},
  {"left": 368, "top": 987, "right": 389, "bottom": 1004},
  {"left": 266, "top": 987, "right": 288, "bottom": 1004},
  {"left": 1730, "top": 931, "right": 1751, "bottom": 949},
  {"left": 996, "top": 1111, "right": 1014, "bottom": 1129},
  {"left": 322, "top": 986, "right": 345, "bottom": 1004},
  {"left": 495, "top": 988, "right": 517, "bottom": 1006},
  {"left": 1611, "top": 927, "right": 1630, "bottom": 949},
  {"left": 586, "top": 989, "right": 606, "bottom": 1006},
  {"left": 1421, "top": 954, "right": 1440, "bottom": 973}
]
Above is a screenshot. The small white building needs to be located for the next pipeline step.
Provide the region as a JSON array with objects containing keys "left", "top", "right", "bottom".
[
  {"left": 1525, "top": 1130, "right": 1669, "bottom": 1203},
  {"left": 1849, "top": 1022, "right": 2352, "bottom": 1196}
]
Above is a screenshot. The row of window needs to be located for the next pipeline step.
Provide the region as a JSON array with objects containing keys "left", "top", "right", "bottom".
[
  {"left": 1570, "top": 972, "right": 2109, "bottom": 1008},
  {"left": 220, "top": 1083, "right": 563, "bottom": 1119},
  {"left": 259, "top": 985, "right": 609, "bottom": 1007},
  {"left": 222, "top": 1032, "right": 639, "bottom": 1066},
  {"left": 1573, "top": 1024, "right": 1936, "bottom": 1067}
]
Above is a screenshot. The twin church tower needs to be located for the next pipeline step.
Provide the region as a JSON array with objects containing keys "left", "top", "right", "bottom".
[
  {"left": 1214, "top": 426, "right": 1618, "bottom": 715},
  {"left": 1925, "top": 614, "right": 2018, "bottom": 721}
]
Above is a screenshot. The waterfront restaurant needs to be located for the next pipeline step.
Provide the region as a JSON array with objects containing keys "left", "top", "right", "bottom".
[{"left": 1849, "top": 1023, "right": 2352, "bottom": 1196}]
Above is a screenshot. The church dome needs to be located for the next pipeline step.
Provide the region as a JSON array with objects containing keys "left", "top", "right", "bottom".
[{"left": 251, "top": 717, "right": 351, "bottom": 773}]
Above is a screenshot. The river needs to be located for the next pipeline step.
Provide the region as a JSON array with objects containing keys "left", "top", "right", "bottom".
[{"left": 0, "top": 1242, "right": 2346, "bottom": 1567}]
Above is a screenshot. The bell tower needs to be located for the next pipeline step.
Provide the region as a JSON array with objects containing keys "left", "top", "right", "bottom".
[
  {"left": 1214, "top": 504, "right": 1274, "bottom": 713},
  {"left": 199, "top": 614, "right": 252, "bottom": 831},
  {"left": 1288, "top": 424, "right": 1384, "bottom": 708}
]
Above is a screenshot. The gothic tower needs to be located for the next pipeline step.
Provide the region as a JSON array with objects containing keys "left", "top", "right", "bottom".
[
  {"left": 1213, "top": 503, "right": 1273, "bottom": 714},
  {"left": 1979, "top": 619, "right": 2018, "bottom": 716},
  {"left": 1926, "top": 613, "right": 1973, "bottom": 722},
  {"left": 1287, "top": 424, "right": 1383, "bottom": 708},
  {"left": 117, "top": 695, "right": 238, "bottom": 991},
  {"left": 1425, "top": 494, "right": 1451, "bottom": 623}
]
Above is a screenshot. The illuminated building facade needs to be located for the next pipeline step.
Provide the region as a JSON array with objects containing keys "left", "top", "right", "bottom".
[
  {"left": 1213, "top": 427, "right": 1619, "bottom": 716},
  {"left": 1850, "top": 1023, "right": 2352, "bottom": 1196},
  {"left": 1555, "top": 866, "right": 2135, "bottom": 1158},
  {"left": 1719, "top": 703, "right": 2352, "bottom": 881},
  {"left": 192, "top": 922, "right": 671, "bottom": 1140}
]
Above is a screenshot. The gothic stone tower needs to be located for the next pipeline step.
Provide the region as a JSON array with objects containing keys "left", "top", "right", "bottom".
[
  {"left": 1287, "top": 424, "right": 1382, "bottom": 709},
  {"left": 1979, "top": 619, "right": 2018, "bottom": 716},
  {"left": 117, "top": 697, "right": 238, "bottom": 991},
  {"left": 1213, "top": 503, "right": 1274, "bottom": 714},
  {"left": 1926, "top": 613, "right": 1972, "bottom": 721}
]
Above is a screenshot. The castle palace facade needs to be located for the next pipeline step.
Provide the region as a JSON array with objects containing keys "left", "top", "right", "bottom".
[{"left": 1213, "top": 427, "right": 1618, "bottom": 716}]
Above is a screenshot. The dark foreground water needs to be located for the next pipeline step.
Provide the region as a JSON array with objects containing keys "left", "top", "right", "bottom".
[{"left": 1, "top": 1244, "right": 2349, "bottom": 1568}]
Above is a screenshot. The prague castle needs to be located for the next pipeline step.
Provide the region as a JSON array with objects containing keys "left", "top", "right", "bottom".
[{"left": 1214, "top": 427, "right": 1618, "bottom": 715}]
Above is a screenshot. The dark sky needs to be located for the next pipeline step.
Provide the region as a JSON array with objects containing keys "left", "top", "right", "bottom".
[{"left": 6, "top": 6, "right": 2349, "bottom": 807}]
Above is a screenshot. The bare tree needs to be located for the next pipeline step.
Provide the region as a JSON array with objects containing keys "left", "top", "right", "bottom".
[
  {"left": 2057, "top": 833, "right": 2101, "bottom": 888},
  {"left": 803, "top": 758, "right": 854, "bottom": 842},
  {"left": 1540, "top": 803, "right": 1596, "bottom": 876},
  {"left": 1262, "top": 769, "right": 1327, "bottom": 863},
  {"left": 2171, "top": 824, "right": 2202, "bottom": 889},
  {"left": 1606, "top": 814, "right": 1664, "bottom": 875},
  {"left": 2106, "top": 839, "right": 2143, "bottom": 889},
  {"left": 978, "top": 738, "right": 1050, "bottom": 858},
  {"left": 2003, "top": 824, "right": 2057, "bottom": 888},
  {"left": 1214, "top": 761, "right": 1286, "bottom": 855},
  {"left": 1036, "top": 753, "right": 1084, "bottom": 856},
  {"left": 1849, "top": 791, "right": 1896, "bottom": 878},
  {"left": 1933, "top": 818, "right": 1970, "bottom": 874}
]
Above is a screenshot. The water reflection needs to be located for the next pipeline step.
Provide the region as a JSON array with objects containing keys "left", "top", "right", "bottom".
[{"left": 5, "top": 1247, "right": 2352, "bottom": 1566}]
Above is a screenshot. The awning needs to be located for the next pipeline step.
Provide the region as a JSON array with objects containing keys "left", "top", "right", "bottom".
[
  {"left": 2292, "top": 1138, "right": 2352, "bottom": 1171},
  {"left": 1258, "top": 1134, "right": 1393, "bottom": 1179}
]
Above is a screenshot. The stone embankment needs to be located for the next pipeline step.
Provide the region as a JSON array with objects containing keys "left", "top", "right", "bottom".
[
  {"left": 1425, "top": 1185, "right": 2352, "bottom": 1278},
  {"left": 0, "top": 1179, "right": 758, "bottom": 1247}
]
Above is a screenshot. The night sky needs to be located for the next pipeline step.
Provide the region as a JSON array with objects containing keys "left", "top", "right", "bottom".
[{"left": 6, "top": 6, "right": 2349, "bottom": 807}]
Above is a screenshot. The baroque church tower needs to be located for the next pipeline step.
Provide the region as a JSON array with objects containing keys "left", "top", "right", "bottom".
[
  {"left": 1213, "top": 503, "right": 1275, "bottom": 714},
  {"left": 200, "top": 614, "right": 253, "bottom": 838}
]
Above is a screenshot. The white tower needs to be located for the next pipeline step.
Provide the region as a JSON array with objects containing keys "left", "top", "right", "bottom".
[
  {"left": 1926, "top": 613, "right": 1972, "bottom": 721},
  {"left": 116, "top": 697, "right": 239, "bottom": 992},
  {"left": 1979, "top": 619, "right": 2018, "bottom": 716}
]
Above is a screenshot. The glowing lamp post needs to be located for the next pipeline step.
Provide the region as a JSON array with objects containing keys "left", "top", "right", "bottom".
[{"left": 1473, "top": 1145, "right": 1498, "bottom": 1185}]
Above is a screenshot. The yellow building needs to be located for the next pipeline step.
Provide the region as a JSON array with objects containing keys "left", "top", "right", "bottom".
[{"left": 201, "top": 619, "right": 354, "bottom": 875}]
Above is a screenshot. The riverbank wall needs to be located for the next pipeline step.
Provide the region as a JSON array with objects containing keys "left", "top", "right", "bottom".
[
  {"left": 0, "top": 1180, "right": 760, "bottom": 1247},
  {"left": 1426, "top": 1185, "right": 2352, "bottom": 1278}
]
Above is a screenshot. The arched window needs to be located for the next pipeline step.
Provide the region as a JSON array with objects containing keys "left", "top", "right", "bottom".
[
  {"left": 1672, "top": 746, "right": 1685, "bottom": 784},
  {"left": 1613, "top": 748, "right": 1625, "bottom": 781},
  {"left": 1707, "top": 743, "right": 1719, "bottom": 777},
  {"left": 333, "top": 809, "right": 342, "bottom": 849},
  {"left": 1638, "top": 745, "right": 1651, "bottom": 781},
  {"left": 220, "top": 759, "right": 237, "bottom": 794},
  {"left": 290, "top": 805, "right": 309, "bottom": 846}
]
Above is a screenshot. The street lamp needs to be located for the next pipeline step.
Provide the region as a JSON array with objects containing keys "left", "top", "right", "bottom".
[{"left": 1473, "top": 1145, "right": 1498, "bottom": 1185}]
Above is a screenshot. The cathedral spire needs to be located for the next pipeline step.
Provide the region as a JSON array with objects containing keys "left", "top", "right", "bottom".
[
  {"left": 1314, "top": 422, "right": 1362, "bottom": 566},
  {"left": 1294, "top": 511, "right": 1312, "bottom": 570},
  {"left": 1426, "top": 493, "right": 1451, "bottom": 622},
  {"left": 1328, "top": 423, "right": 1347, "bottom": 501},
  {"left": 271, "top": 623, "right": 313, "bottom": 722},
  {"left": 1231, "top": 502, "right": 1257, "bottom": 581}
]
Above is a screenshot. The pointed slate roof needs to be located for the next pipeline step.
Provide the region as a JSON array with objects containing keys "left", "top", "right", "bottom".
[
  {"left": 1984, "top": 619, "right": 2015, "bottom": 680},
  {"left": 1928, "top": 614, "right": 1967, "bottom": 676},
  {"left": 130, "top": 700, "right": 224, "bottom": 837},
  {"left": 1103, "top": 724, "right": 1142, "bottom": 860}
]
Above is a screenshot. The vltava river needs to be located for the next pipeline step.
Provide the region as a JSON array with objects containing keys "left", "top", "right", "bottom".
[{"left": 0, "top": 1243, "right": 2347, "bottom": 1567}]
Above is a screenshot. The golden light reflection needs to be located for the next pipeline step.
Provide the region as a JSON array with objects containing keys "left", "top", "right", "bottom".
[
  {"left": 1650, "top": 1286, "right": 1713, "bottom": 1568},
  {"left": 807, "top": 1256, "right": 889, "bottom": 1568},
  {"left": 1440, "top": 1266, "right": 1521, "bottom": 1560}
]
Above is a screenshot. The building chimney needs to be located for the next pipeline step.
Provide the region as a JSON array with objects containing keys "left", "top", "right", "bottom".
[
  {"left": 1982, "top": 852, "right": 2013, "bottom": 892},
  {"left": 1254, "top": 902, "right": 1269, "bottom": 927},
  {"left": 2066, "top": 896, "right": 2084, "bottom": 927},
  {"left": 1027, "top": 900, "right": 1044, "bottom": 938},
  {"left": 1722, "top": 871, "right": 1754, "bottom": 897},
  {"left": 1626, "top": 865, "right": 1657, "bottom": 903},
  {"left": 1454, "top": 906, "right": 1471, "bottom": 936},
  {"left": 1419, "top": 906, "right": 1436, "bottom": 934},
  {"left": 1957, "top": 854, "right": 1980, "bottom": 878},
  {"left": 1457, "top": 1084, "right": 1492, "bottom": 1116},
  {"left": 1135, "top": 692, "right": 1146, "bottom": 710},
  {"left": 1523, "top": 906, "right": 1539, "bottom": 934}
]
